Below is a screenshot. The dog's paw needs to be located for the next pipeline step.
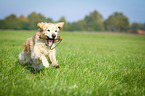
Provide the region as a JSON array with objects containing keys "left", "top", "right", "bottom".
[
  {"left": 53, "top": 64, "right": 60, "bottom": 68},
  {"left": 44, "top": 65, "right": 49, "bottom": 68},
  {"left": 42, "top": 62, "right": 49, "bottom": 68}
]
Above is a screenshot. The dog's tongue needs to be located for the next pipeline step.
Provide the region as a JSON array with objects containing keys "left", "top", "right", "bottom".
[{"left": 48, "top": 40, "right": 53, "bottom": 47}]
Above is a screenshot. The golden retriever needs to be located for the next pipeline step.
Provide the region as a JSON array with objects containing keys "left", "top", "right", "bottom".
[{"left": 19, "top": 22, "right": 64, "bottom": 71}]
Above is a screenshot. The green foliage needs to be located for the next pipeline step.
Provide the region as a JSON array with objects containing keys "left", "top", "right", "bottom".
[
  {"left": 65, "top": 10, "right": 104, "bottom": 31},
  {"left": 84, "top": 10, "right": 104, "bottom": 31},
  {"left": 0, "top": 20, "right": 6, "bottom": 29},
  {"left": 104, "top": 12, "right": 130, "bottom": 32},
  {"left": 58, "top": 16, "right": 68, "bottom": 31},
  {"left": 68, "top": 21, "right": 87, "bottom": 31},
  {"left": 0, "top": 12, "right": 54, "bottom": 30},
  {"left": 27, "top": 12, "right": 47, "bottom": 30},
  {"left": 0, "top": 30, "right": 145, "bottom": 96},
  {"left": 58, "top": 16, "right": 66, "bottom": 23},
  {"left": 131, "top": 22, "right": 143, "bottom": 33},
  {"left": 142, "top": 23, "right": 145, "bottom": 30},
  {"left": 0, "top": 11, "right": 144, "bottom": 32},
  {"left": 4, "top": 14, "right": 19, "bottom": 29}
]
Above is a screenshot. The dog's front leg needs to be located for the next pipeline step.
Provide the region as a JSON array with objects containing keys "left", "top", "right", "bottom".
[
  {"left": 41, "top": 55, "right": 49, "bottom": 68},
  {"left": 49, "top": 50, "right": 60, "bottom": 68}
]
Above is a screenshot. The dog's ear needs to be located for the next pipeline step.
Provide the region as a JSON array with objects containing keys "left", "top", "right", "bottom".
[
  {"left": 57, "top": 22, "right": 64, "bottom": 29},
  {"left": 37, "top": 22, "right": 44, "bottom": 30}
]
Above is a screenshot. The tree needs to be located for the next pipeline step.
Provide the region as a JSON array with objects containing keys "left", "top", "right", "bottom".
[
  {"left": 84, "top": 10, "right": 104, "bottom": 31},
  {"left": 4, "top": 14, "right": 20, "bottom": 29},
  {"left": 142, "top": 23, "right": 145, "bottom": 31},
  {"left": 58, "top": 16, "right": 66, "bottom": 23},
  {"left": 0, "top": 12, "right": 54, "bottom": 30},
  {"left": 58, "top": 16, "right": 70, "bottom": 31},
  {"left": 104, "top": 15, "right": 117, "bottom": 31},
  {"left": 27, "top": 12, "right": 47, "bottom": 29},
  {"left": 18, "top": 15, "right": 28, "bottom": 22},
  {"left": 77, "top": 20, "right": 87, "bottom": 31},
  {"left": 17, "top": 15, "right": 29, "bottom": 29},
  {"left": 104, "top": 12, "right": 130, "bottom": 32},
  {"left": 5, "top": 14, "right": 17, "bottom": 22},
  {"left": 131, "top": 22, "right": 142, "bottom": 33},
  {"left": 0, "top": 20, "right": 6, "bottom": 29},
  {"left": 46, "top": 18, "right": 53, "bottom": 23}
]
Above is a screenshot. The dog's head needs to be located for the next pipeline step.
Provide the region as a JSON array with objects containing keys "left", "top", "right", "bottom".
[
  {"left": 37, "top": 22, "right": 64, "bottom": 46},
  {"left": 38, "top": 22, "right": 64, "bottom": 39}
]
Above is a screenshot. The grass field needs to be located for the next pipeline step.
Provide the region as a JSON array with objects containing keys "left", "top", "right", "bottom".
[{"left": 0, "top": 30, "right": 145, "bottom": 96}]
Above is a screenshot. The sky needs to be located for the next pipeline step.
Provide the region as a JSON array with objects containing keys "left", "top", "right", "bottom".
[{"left": 0, "top": 0, "right": 145, "bottom": 23}]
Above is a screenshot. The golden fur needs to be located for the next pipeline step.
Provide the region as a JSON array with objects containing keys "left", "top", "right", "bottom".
[{"left": 19, "top": 22, "right": 64, "bottom": 71}]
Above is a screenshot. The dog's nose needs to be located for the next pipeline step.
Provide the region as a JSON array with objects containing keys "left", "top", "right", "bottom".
[{"left": 52, "top": 34, "right": 56, "bottom": 38}]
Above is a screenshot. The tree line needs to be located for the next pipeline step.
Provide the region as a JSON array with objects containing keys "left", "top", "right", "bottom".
[{"left": 0, "top": 10, "right": 145, "bottom": 33}]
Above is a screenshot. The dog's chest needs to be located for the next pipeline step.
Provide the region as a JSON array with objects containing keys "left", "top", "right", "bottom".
[{"left": 34, "top": 41, "right": 52, "bottom": 56}]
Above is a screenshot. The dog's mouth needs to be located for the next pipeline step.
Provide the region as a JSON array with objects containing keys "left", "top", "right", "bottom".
[
  {"left": 39, "top": 34, "right": 62, "bottom": 49},
  {"left": 47, "top": 39, "right": 54, "bottom": 47}
]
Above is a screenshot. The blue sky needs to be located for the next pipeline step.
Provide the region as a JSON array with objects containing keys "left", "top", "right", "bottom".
[{"left": 0, "top": 0, "right": 145, "bottom": 23}]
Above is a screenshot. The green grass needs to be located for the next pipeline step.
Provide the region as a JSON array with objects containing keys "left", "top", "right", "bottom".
[{"left": 0, "top": 30, "right": 145, "bottom": 96}]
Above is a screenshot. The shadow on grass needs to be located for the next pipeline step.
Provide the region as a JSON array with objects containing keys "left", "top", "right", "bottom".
[{"left": 16, "top": 60, "right": 44, "bottom": 74}]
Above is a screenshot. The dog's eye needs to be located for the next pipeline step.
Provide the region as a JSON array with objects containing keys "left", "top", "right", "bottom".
[
  {"left": 55, "top": 30, "right": 57, "bottom": 32},
  {"left": 47, "top": 29, "right": 50, "bottom": 32}
]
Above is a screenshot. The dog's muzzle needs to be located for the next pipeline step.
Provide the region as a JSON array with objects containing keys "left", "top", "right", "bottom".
[
  {"left": 52, "top": 34, "right": 56, "bottom": 39},
  {"left": 39, "top": 34, "right": 62, "bottom": 50}
]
